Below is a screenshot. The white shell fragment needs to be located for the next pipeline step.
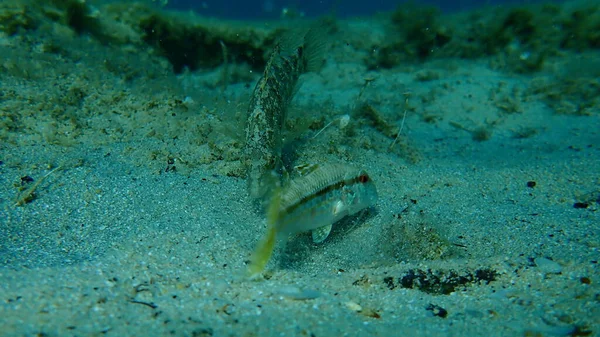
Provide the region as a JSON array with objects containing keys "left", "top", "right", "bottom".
[
  {"left": 344, "top": 301, "right": 362, "bottom": 312},
  {"left": 276, "top": 286, "right": 321, "bottom": 300},
  {"left": 535, "top": 257, "right": 562, "bottom": 274}
]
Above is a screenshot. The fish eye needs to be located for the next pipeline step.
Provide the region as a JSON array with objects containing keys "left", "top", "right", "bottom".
[{"left": 358, "top": 174, "right": 369, "bottom": 183}]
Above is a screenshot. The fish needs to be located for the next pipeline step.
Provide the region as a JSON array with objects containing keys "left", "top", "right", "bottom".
[
  {"left": 247, "top": 163, "right": 378, "bottom": 276},
  {"left": 244, "top": 25, "right": 325, "bottom": 202}
]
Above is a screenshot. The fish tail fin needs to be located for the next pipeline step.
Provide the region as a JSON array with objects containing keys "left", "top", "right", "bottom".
[{"left": 247, "top": 186, "right": 282, "bottom": 277}]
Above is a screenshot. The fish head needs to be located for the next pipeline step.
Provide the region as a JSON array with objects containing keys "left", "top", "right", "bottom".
[{"left": 344, "top": 170, "right": 378, "bottom": 215}]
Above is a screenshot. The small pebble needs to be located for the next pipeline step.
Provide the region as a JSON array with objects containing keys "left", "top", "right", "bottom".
[
  {"left": 535, "top": 257, "right": 562, "bottom": 274},
  {"left": 573, "top": 202, "right": 588, "bottom": 209},
  {"left": 426, "top": 303, "right": 448, "bottom": 318}
]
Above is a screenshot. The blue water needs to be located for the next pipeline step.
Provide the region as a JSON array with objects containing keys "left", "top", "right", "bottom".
[{"left": 167, "top": 0, "right": 564, "bottom": 19}]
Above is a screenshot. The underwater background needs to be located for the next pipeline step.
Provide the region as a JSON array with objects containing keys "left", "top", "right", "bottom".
[
  {"left": 0, "top": 0, "right": 598, "bottom": 336},
  {"left": 167, "top": 0, "right": 565, "bottom": 19}
]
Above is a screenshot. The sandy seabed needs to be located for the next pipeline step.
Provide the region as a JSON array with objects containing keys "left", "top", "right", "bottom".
[{"left": 0, "top": 0, "right": 599, "bottom": 336}]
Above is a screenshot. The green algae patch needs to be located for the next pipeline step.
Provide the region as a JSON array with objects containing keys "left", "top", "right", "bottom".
[
  {"left": 135, "top": 10, "right": 275, "bottom": 73},
  {"left": 0, "top": 1, "right": 39, "bottom": 35},
  {"left": 368, "top": 2, "right": 600, "bottom": 73}
]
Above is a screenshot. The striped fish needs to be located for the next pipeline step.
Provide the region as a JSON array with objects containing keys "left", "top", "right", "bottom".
[{"left": 248, "top": 163, "right": 378, "bottom": 276}]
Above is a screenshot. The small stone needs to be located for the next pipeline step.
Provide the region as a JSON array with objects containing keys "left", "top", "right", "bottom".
[
  {"left": 360, "top": 307, "right": 381, "bottom": 319},
  {"left": 535, "top": 257, "right": 562, "bottom": 274},
  {"left": 426, "top": 303, "right": 448, "bottom": 318}
]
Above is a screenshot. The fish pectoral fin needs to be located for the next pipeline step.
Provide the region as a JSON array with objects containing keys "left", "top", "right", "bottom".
[
  {"left": 312, "top": 224, "right": 333, "bottom": 243},
  {"left": 332, "top": 200, "right": 346, "bottom": 216}
]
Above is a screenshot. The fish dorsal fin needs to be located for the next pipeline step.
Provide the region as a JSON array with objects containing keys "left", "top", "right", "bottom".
[
  {"left": 277, "top": 25, "right": 326, "bottom": 73},
  {"left": 293, "top": 163, "right": 319, "bottom": 177},
  {"left": 312, "top": 224, "right": 333, "bottom": 243}
]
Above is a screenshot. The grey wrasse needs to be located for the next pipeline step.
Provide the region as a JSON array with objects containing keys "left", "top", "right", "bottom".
[{"left": 244, "top": 26, "right": 325, "bottom": 202}]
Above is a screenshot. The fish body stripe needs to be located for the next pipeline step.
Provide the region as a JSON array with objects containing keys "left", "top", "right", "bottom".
[{"left": 282, "top": 168, "right": 368, "bottom": 215}]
